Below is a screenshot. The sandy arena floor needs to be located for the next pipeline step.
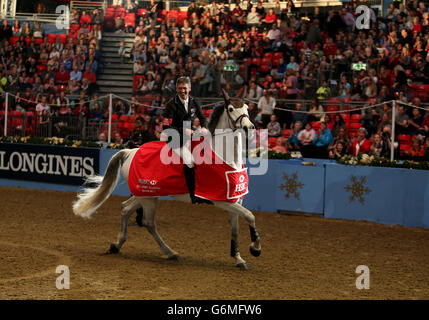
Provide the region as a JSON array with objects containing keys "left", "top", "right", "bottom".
[{"left": 0, "top": 186, "right": 428, "bottom": 300}]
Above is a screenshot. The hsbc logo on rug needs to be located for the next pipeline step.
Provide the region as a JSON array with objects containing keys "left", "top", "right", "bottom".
[{"left": 138, "top": 179, "right": 157, "bottom": 185}]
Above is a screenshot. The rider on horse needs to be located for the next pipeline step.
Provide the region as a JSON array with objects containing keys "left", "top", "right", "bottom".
[{"left": 162, "top": 76, "right": 211, "bottom": 204}]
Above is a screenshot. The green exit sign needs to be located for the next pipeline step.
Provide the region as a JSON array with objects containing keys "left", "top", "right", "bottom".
[{"left": 352, "top": 63, "right": 367, "bottom": 71}]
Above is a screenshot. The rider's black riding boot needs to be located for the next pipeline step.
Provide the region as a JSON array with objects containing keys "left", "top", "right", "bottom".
[{"left": 183, "top": 165, "right": 212, "bottom": 205}]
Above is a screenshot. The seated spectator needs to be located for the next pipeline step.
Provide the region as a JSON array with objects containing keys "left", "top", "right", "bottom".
[
  {"left": 70, "top": 65, "right": 82, "bottom": 82},
  {"left": 35, "top": 95, "right": 49, "bottom": 115},
  {"left": 55, "top": 64, "right": 70, "bottom": 84},
  {"left": 272, "top": 137, "right": 287, "bottom": 153},
  {"left": 258, "top": 90, "right": 276, "bottom": 127},
  {"left": 127, "top": 116, "right": 158, "bottom": 148},
  {"left": 308, "top": 99, "right": 325, "bottom": 123},
  {"left": 330, "top": 114, "right": 346, "bottom": 137},
  {"left": 67, "top": 79, "right": 81, "bottom": 95},
  {"left": 395, "top": 105, "right": 409, "bottom": 135},
  {"left": 118, "top": 40, "right": 128, "bottom": 63},
  {"left": 287, "top": 121, "right": 303, "bottom": 151},
  {"left": 350, "top": 127, "right": 371, "bottom": 156},
  {"left": 97, "top": 132, "right": 109, "bottom": 148},
  {"left": 82, "top": 65, "right": 96, "bottom": 84},
  {"left": 247, "top": 7, "right": 260, "bottom": 26},
  {"left": 267, "top": 114, "right": 281, "bottom": 137},
  {"left": 408, "top": 108, "right": 425, "bottom": 136},
  {"left": 312, "top": 121, "right": 333, "bottom": 158},
  {"left": 316, "top": 80, "right": 331, "bottom": 100},
  {"left": 369, "top": 133, "right": 388, "bottom": 158},
  {"left": 298, "top": 122, "right": 316, "bottom": 146},
  {"left": 329, "top": 141, "right": 346, "bottom": 159},
  {"left": 38, "top": 108, "right": 50, "bottom": 137},
  {"left": 33, "top": 21, "right": 43, "bottom": 38},
  {"left": 90, "top": 101, "right": 103, "bottom": 122},
  {"left": 246, "top": 81, "right": 264, "bottom": 100},
  {"left": 264, "top": 8, "right": 277, "bottom": 25},
  {"left": 12, "top": 20, "right": 21, "bottom": 37},
  {"left": 350, "top": 77, "right": 363, "bottom": 100},
  {"left": 21, "top": 21, "right": 32, "bottom": 38},
  {"left": 290, "top": 103, "right": 307, "bottom": 128},
  {"left": 406, "top": 137, "right": 424, "bottom": 158}
]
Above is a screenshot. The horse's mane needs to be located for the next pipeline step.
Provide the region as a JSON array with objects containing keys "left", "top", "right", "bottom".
[{"left": 207, "top": 105, "right": 225, "bottom": 135}]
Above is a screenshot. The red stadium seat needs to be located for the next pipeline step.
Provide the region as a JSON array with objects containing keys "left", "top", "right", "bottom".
[
  {"left": 263, "top": 52, "right": 273, "bottom": 61},
  {"left": 36, "top": 64, "right": 47, "bottom": 75},
  {"left": 311, "top": 121, "right": 321, "bottom": 131},
  {"left": 268, "top": 137, "right": 277, "bottom": 148},
  {"left": 125, "top": 13, "right": 136, "bottom": 28},
  {"left": 349, "top": 122, "right": 362, "bottom": 131},
  {"left": 119, "top": 115, "right": 129, "bottom": 122},
  {"left": 9, "top": 36, "right": 19, "bottom": 45},
  {"left": 281, "top": 129, "right": 291, "bottom": 138},
  {"left": 399, "top": 144, "right": 411, "bottom": 156},
  {"left": 57, "top": 33, "right": 67, "bottom": 44},
  {"left": 341, "top": 113, "right": 350, "bottom": 123},
  {"left": 259, "top": 63, "right": 270, "bottom": 74},
  {"left": 47, "top": 33, "right": 56, "bottom": 44},
  {"left": 250, "top": 58, "right": 261, "bottom": 67},
  {"left": 350, "top": 114, "right": 361, "bottom": 122},
  {"left": 272, "top": 58, "right": 281, "bottom": 67},
  {"left": 261, "top": 58, "right": 271, "bottom": 66},
  {"left": 398, "top": 134, "right": 411, "bottom": 145},
  {"left": 273, "top": 52, "right": 283, "bottom": 60}
]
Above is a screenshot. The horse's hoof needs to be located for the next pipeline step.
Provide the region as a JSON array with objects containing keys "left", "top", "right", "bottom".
[
  {"left": 107, "top": 244, "right": 119, "bottom": 254},
  {"left": 250, "top": 246, "right": 261, "bottom": 257},
  {"left": 236, "top": 262, "right": 250, "bottom": 270},
  {"left": 167, "top": 253, "right": 181, "bottom": 261}
]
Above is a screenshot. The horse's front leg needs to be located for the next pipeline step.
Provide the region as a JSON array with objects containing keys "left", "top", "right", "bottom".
[
  {"left": 216, "top": 201, "right": 261, "bottom": 261},
  {"left": 229, "top": 212, "right": 249, "bottom": 269}
]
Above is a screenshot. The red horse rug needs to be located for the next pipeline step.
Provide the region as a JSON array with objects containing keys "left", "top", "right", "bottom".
[{"left": 128, "top": 141, "right": 249, "bottom": 202}]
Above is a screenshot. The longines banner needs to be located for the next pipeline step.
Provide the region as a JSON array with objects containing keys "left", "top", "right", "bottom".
[{"left": 0, "top": 143, "right": 99, "bottom": 186}]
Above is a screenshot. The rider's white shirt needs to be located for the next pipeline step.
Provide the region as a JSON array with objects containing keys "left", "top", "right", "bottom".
[{"left": 179, "top": 96, "right": 189, "bottom": 113}]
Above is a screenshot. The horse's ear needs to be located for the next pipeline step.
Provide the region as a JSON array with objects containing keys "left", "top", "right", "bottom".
[{"left": 221, "top": 88, "right": 230, "bottom": 106}]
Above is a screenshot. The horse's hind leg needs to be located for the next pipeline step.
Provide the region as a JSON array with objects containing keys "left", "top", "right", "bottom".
[
  {"left": 107, "top": 196, "right": 140, "bottom": 254},
  {"left": 137, "top": 197, "right": 180, "bottom": 260}
]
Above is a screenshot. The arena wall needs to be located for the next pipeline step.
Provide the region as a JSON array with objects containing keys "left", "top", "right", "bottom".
[{"left": 1, "top": 144, "right": 428, "bottom": 228}]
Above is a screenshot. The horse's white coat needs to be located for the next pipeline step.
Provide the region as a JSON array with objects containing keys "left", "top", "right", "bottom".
[{"left": 72, "top": 95, "right": 261, "bottom": 268}]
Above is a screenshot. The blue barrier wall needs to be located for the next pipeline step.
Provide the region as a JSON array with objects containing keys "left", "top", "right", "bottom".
[
  {"left": 1, "top": 146, "right": 428, "bottom": 228},
  {"left": 324, "top": 164, "right": 429, "bottom": 228}
]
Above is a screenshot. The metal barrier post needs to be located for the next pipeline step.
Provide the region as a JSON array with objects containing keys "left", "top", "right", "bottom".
[
  {"left": 4, "top": 92, "right": 8, "bottom": 137},
  {"left": 108, "top": 93, "right": 112, "bottom": 144},
  {"left": 391, "top": 100, "right": 396, "bottom": 161}
]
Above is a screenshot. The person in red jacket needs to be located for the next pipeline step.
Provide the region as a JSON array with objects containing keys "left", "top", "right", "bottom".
[
  {"left": 350, "top": 127, "right": 371, "bottom": 156},
  {"left": 79, "top": 10, "right": 92, "bottom": 25},
  {"left": 323, "top": 37, "right": 338, "bottom": 56}
]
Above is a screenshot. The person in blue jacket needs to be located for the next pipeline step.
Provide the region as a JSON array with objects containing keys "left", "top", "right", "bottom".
[{"left": 312, "top": 121, "right": 333, "bottom": 158}]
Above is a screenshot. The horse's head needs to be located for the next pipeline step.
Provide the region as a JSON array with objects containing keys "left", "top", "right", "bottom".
[{"left": 221, "top": 89, "right": 255, "bottom": 133}]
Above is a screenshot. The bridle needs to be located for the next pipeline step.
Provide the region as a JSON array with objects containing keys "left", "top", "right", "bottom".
[{"left": 225, "top": 102, "right": 250, "bottom": 131}]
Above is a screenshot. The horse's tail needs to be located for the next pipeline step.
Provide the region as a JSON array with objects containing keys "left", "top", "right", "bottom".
[{"left": 73, "top": 149, "right": 129, "bottom": 219}]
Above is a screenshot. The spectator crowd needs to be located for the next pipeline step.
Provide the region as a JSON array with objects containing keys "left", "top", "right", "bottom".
[{"left": 0, "top": 0, "right": 429, "bottom": 159}]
